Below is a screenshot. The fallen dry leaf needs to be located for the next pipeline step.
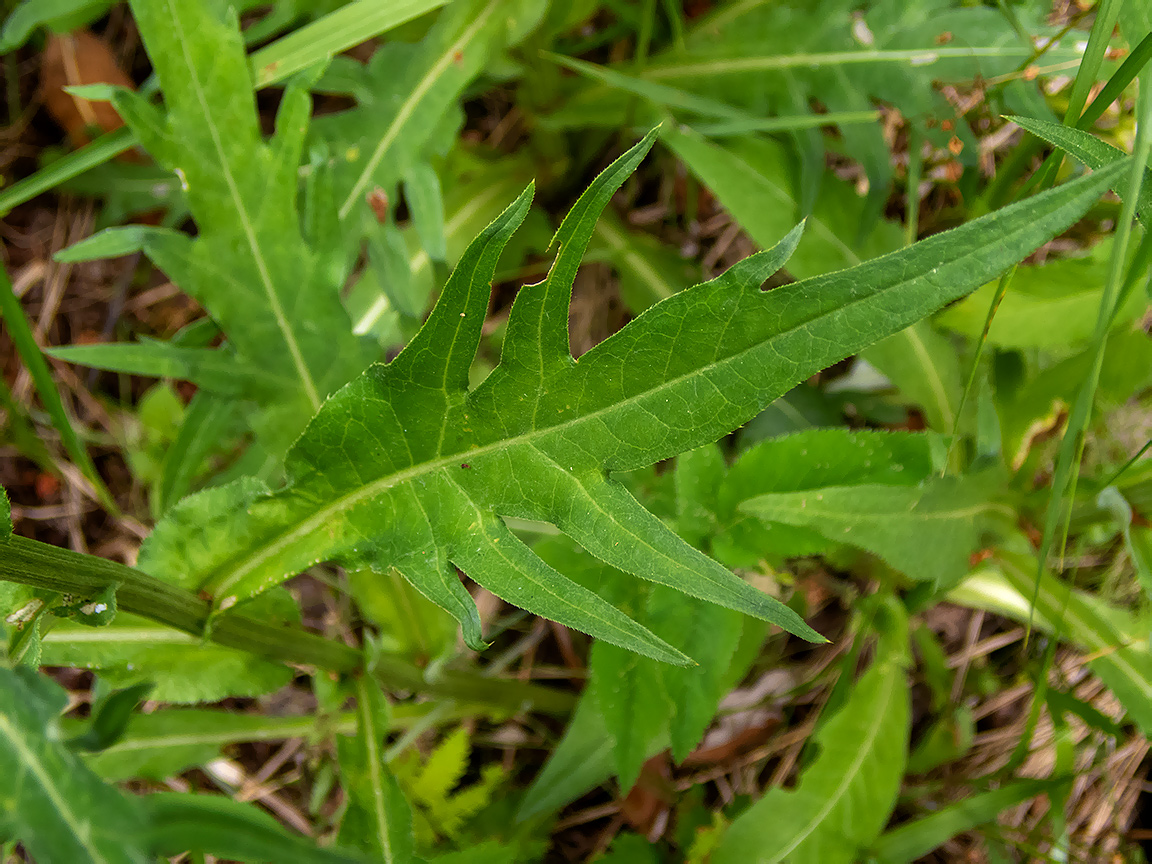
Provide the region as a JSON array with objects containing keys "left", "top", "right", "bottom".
[{"left": 40, "top": 30, "right": 134, "bottom": 147}]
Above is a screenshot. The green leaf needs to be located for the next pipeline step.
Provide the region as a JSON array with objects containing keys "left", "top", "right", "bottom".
[
  {"left": 69, "top": 682, "right": 153, "bottom": 753},
  {"left": 1009, "top": 115, "right": 1152, "bottom": 223},
  {"left": 39, "top": 612, "right": 291, "bottom": 704},
  {"left": 937, "top": 237, "right": 1148, "bottom": 349},
  {"left": 316, "top": 0, "right": 521, "bottom": 226},
  {"left": 248, "top": 0, "right": 450, "bottom": 87},
  {"left": 339, "top": 678, "right": 416, "bottom": 864},
  {"left": 109, "top": 0, "right": 373, "bottom": 454},
  {"left": 870, "top": 778, "right": 1066, "bottom": 864},
  {"left": 0, "top": 0, "right": 113, "bottom": 51},
  {"left": 716, "top": 429, "right": 938, "bottom": 566},
  {"left": 135, "top": 136, "right": 1123, "bottom": 664},
  {"left": 590, "top": 581, "right": 670, "bottom": 790},
  {"left": 141, "top": 792, "right": 363, "bottom": 863},
  {"left": 712, "top": 598, "right": 911, "bottom": 864},
  {"left": 739, "top": 473, "right": 1011, "bottom": 586},
  {"left": 950, "top": 541, "right": 1152, "bottom": 735},
  {"left": 0, "top": 667, "right": 148, "bottom": 864},
  {"left": 862, "top": 321, "right": 963, "bottom": 432},
  {"left": 661, "top": 128, "right": 961, "bottom": 429},
  {"left": 0, "top": 266, "right": 115, "bottom": 510},
  {"left": 516, "top": 692, "right": 646, "bottom": 822},
  {"left": 47, "top": 340, "right": 290, "bottom": 397}
]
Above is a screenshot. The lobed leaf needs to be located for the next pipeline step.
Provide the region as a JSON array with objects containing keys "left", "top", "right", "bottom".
[{"left": 131, "top": 135, "right": 1124, "bottom": 664}]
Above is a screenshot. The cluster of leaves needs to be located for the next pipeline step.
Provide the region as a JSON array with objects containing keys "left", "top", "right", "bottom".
[{"left": 1, "top": 0, "right": 1151, "bottom": 862}]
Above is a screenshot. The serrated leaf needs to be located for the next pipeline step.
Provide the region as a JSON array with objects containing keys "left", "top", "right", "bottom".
[
  {"left": 1010, "top": 115, "right": 1152, "bottom": 223},
  {"left": 661, "top": 127, "right": 961, "bottom": 429},
  {"left": 129, "top": 135, "right": 1124, "bottom": 664},
  {"left": 740, "top": 473, "right": 1011, "bottom": 585},
  {"left": 0, "top": 667, "right": 148, "bottom": 864},
  {"left": 712, "top": 598, "right": 911, "bottom": 864}
]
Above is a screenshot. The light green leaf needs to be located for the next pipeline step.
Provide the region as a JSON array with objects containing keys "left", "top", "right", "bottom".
[
  {"left": 716, "top": 429, "right": 938, "bottom": 566},
  {"left": 141, "top": 792, "right": 363, "bottom": 863},
  {"left": 248, "top": 0, "right": 450, "bottom": 87},
  {"left": 0, "top": 0, "right": 112, "bottom": 51},
  {"left": 740, "top": 474, "right": 1011, "bottom": 585},
  {"left": 316, "top": 0, "right": 519, "bottom": 225},
  {"left": 937, "top": 237, "right": 1148, "bottom": 349},
  {"left": 0, "top": 667, "right": 148, "bottom": 864},
  {"left": 712, "top": 598, "right": 911, "bottom": 864},
  {"left": 339, "top": 678, "right": 415, "bottom": 864},
  {"left": 590, "top": 581, "right": 670, "bottom": 790},
  {"left": 404, "top": 162, "right": 448, "bottom": 264},
  {"left": 47, "top": 340, "right": 289, "bottom": 397},
  {"left": 109, "top": 0, "right": 373, "bottom": 454},
  {"left": 950, "top": 542, "right": 1152, "bottom": 735},
  {"left": 39, "top": 612, "right": 292, "bottom": 704},
  {"left": 862, "top": 321, "right": 963, "bottom": 431},
  {"left": 871, "top": 778, "right": 1066, "bottom": 864},
  {"left": 132, "top": 137, "right": 1123, "bottom": 664}
]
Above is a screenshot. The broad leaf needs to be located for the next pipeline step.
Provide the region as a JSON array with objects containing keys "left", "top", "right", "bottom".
[
  {"left": 740, "top": 473, "right": 1012, "bottom": 586},
  {"left": 712, "top": 598, "right": 911, "bottom": 864},
  {"left": 0, "top": 666, "right": 148, "bottom": 864},
  {"left": 715, "top": 429, "right": 939, "bottom": 566},
  {"left": 129, "top": 134, "right": 1124, "bottom": 664}
]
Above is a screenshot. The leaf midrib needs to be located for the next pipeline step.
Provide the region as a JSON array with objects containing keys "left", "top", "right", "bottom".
[
  {"left": 644, "top": 45, "right": 1083, "bottom": 78},
  {"left": 0, "top": 711, "right": 110, "bottom": 864},
  {"left": 337, "top": 0, "right": 501, "bottom": 219},
  {"left": 163, "top": 0, "right": 322, "bottom": 411},
  {"left": 211, "top": 245, "right": 988, "bottom": 600},
  {"left": 768, "top": 658, "right": 898, "bottom": 863}
]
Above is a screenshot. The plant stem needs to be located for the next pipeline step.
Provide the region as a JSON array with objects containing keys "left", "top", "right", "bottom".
[{"left": 0, "top": 534, "right": 575, "bottom": 715}]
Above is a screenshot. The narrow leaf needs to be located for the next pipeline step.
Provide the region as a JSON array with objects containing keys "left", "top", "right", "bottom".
[
  {"left": 0, "top": 667, "right": 148, "bottom": 864},
  {"left": 740, "top": 474, "right": 1011, "bottom": 586},
  {"left": 871, "top": 778, "right": 1066, "bottom": 864},
  {"left": 713, "top": 599, "right": 911, "bottom": 864}
]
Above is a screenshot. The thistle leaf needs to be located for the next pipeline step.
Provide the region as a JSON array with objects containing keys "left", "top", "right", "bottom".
[{"left": 136, "top": 135, "right": 1123, "bottom": 663}]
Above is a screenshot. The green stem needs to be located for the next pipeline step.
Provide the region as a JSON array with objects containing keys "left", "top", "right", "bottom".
[{"left": 0, "top": 535, "right": 575, "bottom": 715}]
